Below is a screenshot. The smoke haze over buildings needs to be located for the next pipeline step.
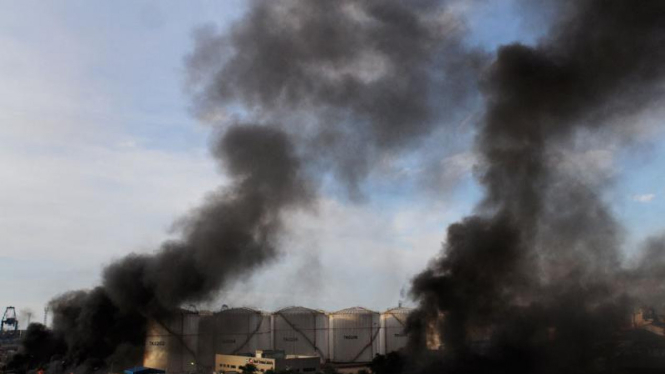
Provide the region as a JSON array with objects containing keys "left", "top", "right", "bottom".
[
  {"left": 8, "top": 1, "right": 665, "bottom": 373},
  {"left": 408, "top": 0, "right": 665, "bottom": 372}
]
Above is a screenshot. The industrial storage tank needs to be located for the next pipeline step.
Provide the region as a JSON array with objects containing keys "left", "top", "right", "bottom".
[
  {"left": 199, "top": 307, "right": 271, "bottom": 356},
  {"left": 379, "top": 307, "right": 412, "bottom": 355},
  {"left": 143, "top": 310, "right": 200, "bottom": 374},
  {"left": 330, "top": 307, "right": 380, "bottom": 363},
  {"left": 272, "top": 306, "right": 330, "bottom": 361}
]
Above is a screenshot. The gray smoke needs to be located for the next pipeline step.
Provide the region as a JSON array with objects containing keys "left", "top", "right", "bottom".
[
  {"left": 13, "top": 1, "right": 665, "bottom": 373},
  {"left": 12, "top": 125, "right": 310, "bottom": 371},
  {"left": 18, "top": 1, "right": 482, "bottom": 370},
  {"left": 409, "top": 0, "right": 665, "bottom": 372},
  {"left": 624, "top": 233, "right": 665, "bottom": 311},
  {"left": 103, "top": 124, "right": 310, "bottom": 313},
  {"left": 186, "top": 0, "right": 486, "bottom": 198}
]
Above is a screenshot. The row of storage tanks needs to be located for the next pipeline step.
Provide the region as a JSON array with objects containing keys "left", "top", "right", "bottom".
[{"left": 144, "top": 306, "right": 412, "bottom": 373}]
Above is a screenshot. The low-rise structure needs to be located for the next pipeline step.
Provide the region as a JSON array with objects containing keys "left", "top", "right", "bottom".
[{"left": 216, "top": 350, "right": 319, "bottom": 374}]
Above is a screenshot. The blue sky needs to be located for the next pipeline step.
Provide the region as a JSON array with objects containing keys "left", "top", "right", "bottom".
[{"left": 0, "top": 1, "right": 663, "bottom": 326}]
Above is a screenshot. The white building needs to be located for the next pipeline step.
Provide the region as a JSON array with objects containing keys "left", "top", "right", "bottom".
[
  {"left": 144, "top": 305, "right": 412, "bottom": 370},
  {"left": 216, "top": 350, "right": 319, "bottom": 374}
]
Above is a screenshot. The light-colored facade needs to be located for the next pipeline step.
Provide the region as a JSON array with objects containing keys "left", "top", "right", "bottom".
[
  {"left": 198, "top": 308, "right": 272, "bottom": 372},
  {"left": 144, "top": 305, "right": 410, "bottom": 370},
  {"left": 144, "top": 310, "right": 200, "bottom": 374},
  {"left": 329, "top": 307, "right": 380, "bottom": 363},
  {"left": 216, "top": 350, "right": 320, "bottom": 374},
  {"left": 272, "top": 307, "right": 330, "bottom": 362},
  {"left": 379, "top": 307, "right": 412, "bottom": 355}
]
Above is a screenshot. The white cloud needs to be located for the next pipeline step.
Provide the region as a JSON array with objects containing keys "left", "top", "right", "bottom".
[{"left": 632, "top": 194, "right": 656, "bottom": 203}]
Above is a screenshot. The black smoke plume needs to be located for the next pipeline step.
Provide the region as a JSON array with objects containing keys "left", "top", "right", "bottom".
[
  {"left": 13, "top": 0, "right": 665, "bottom": 373},
  {"left": 17, "top": 1, "right": 477, "bottom": 371},
  {"left": 11, "top": 125, "right": 310, "bottom": 372},
  {"left": 186, "top": 0, "right": 486, "bottom": 198},
  {"left": 409, "top": 1, "right": 665, "bottom": 373}
]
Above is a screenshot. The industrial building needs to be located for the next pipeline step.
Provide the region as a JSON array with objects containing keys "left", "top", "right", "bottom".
[
  {"left": 143, "top": 306, "right": 413, "bottom": 374},
  {"left": 216, "top": 350, "right": 320, "bottom": 374}
]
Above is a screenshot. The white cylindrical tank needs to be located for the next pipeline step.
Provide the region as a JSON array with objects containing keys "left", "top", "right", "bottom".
[
  {"left": 144, "top": 318, "right": 169, "bottom": 371},
  {"left": 209, "top": 307, "right": 272, "bottom": 355},
  {"left": 330, "top": 307, "right": 380, "bottom": 363},
  {"left": 143, "top": 310, "right": 200, "bottom": 374},
  {"left": 379, "top": 307, "right": 412, "bottom": 355},
  {"left": 196, "top": 311, "right": 215, "bottom": 373},
  {"left": 272, "top": 306, "right": 330, "bottom": 362}
]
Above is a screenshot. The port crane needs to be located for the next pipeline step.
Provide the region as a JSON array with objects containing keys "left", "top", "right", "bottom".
[{"left": 1, "top": 306, "right": 18, "bottom": 332}]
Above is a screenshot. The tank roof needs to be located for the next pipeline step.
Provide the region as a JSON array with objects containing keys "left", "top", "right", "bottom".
[
  {"left": 332, "top": 306, "right": 378, "bottom": 315},
  {"left": 383, "top": 306, "right": 414, "bottom": 314},
  {"left": 275, "top": 306, "right": 327, "bottom": 315},
  {"left": 216, "top": 306, "right": 264, "bottom": 314}
]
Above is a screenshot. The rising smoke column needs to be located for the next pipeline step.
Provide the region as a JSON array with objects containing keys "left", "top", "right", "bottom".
[
  {"left": 11, "top": 125, "right": 310, "bottom": 371},
  {"left": 102, "top": 125, "right": 311, "bottom": 313},
  {"left": 14, "top": 0, "right": 665, "bottom": 372},
  {"left": 15, "top": 1, "right": 482, "bottom": 371},
  {"left": 409, "top": 1, "right": 665, "bottom": 373},
  {"left": 186, "top": 0, "right": 486, "bottom": 197}
]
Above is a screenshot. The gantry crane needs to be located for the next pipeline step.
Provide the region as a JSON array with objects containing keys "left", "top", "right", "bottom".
[{"left": 1, "top": 306, "right": 18, "bottom": 332}]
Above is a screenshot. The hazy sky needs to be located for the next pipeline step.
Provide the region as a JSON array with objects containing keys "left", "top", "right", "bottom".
[{"left": 1, "top": 1, "right": 663, "bottom": 326}]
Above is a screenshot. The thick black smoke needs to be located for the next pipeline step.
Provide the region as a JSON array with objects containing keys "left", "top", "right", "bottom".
[
  {"left": 17, "top": 1, "right": 478, "bottom": 371},
  {"left": 12, "top": 125, "right": 310, "bottom": 372},
  {"left": 102, "top": 125, "right": 310, "bottom": 313},
  {"left": 409, "top": 1, "right": 665, "bottom": 373},
  {"left": 14, "top": 0, "right": 665, "bottom": 373},
  {"left": 187, "top": 0, "right": 486, "bottom": 198}
]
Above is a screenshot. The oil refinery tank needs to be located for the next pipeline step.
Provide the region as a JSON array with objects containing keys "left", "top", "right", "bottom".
[
  {"left": 330, "top": 307, "right": 380, "bottom": 363},
  {"left": 143, "top": 310, "right": 200, "bottom": 374},
  {"left": 379, "top": 307, "right": 412, "bottom": 354},
  {"left": 204, "top": 307, "right": 271, "bottom": 355},
  {"left": 272, "top": 306, "right": 330, "bottom": 361}
]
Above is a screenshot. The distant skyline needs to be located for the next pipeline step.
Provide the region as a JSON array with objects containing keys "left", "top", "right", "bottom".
[{"left": 1, "top": 0, "right": 663, "bottom": 327}]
